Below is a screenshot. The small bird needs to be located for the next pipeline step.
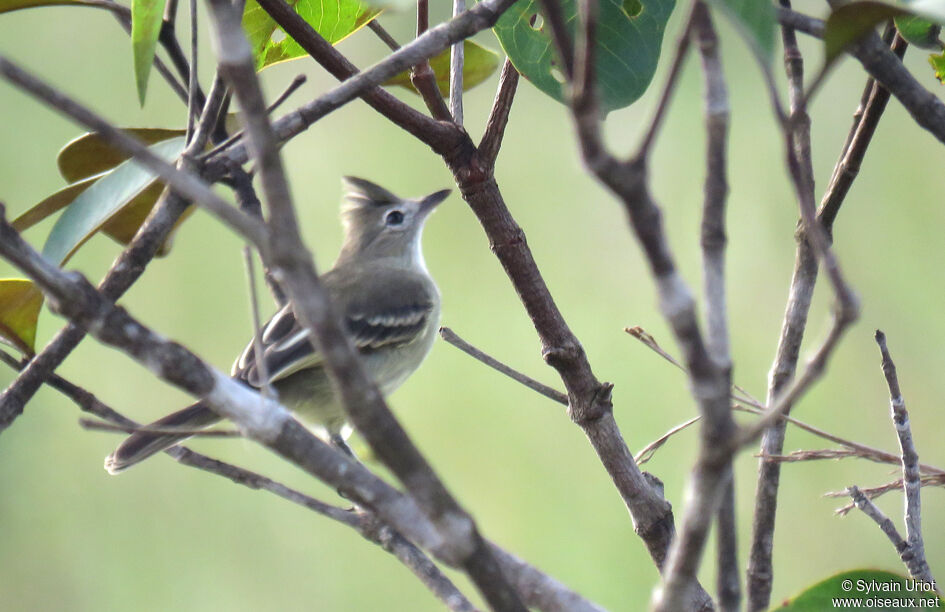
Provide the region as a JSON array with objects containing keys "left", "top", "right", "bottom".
[{"left": 105, "top": 177, "right": 449, "bottom": 473}]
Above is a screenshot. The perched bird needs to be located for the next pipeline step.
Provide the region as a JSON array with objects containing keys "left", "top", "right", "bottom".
[{"left": 105, "top": 177, "right": 449, "bottom": 473}]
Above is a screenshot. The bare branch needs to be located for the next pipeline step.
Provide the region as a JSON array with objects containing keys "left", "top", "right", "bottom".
[
  {"left": 367, "top": 20, "right": 401, "bottom": 51},
  {"left": 874, "top": 331, "right": 934, "bottom": 584},
  {"left": 410, "top": 0, "right": 454, "bottom": 122},
  {"left": 450, "top": 0, "right": 466, "bottom": 124},
  {"left": 479, "top": 59, "right": 519, "bottom": 169},
  {"left": 439, "top": 327, "right": 568, "bottom": 405},
  {"left": 692, "top": 7, "right": 737, "bottom": 607},
  {"left": 829, "top": 475, "right": 945, "bottom": 514},
  {"left": 79, "top": 418, "right": 242, "bottom": 437},
  {"left": 635, "top": 3, "right": 696, "bottom": 159}
]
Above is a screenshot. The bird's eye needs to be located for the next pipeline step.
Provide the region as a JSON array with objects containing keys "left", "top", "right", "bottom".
[{"left": 386, "top": 210, "right": 405, "bottom": 226}]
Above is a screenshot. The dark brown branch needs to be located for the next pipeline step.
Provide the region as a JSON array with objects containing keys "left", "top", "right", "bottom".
[
  {"left": 410, "top": 0, "right": 454, "bottom": 121},
  {"left": 367, "top": 20, "right": 401, "bottom": 51},
  {"left": 819, "top": 34, "right": 907, "bottom": 234},
  {"left": 478, "top": 59, "right": 519, "bottom": 169},
  {"left": 635, "top": 3, "right": 696, "bottom": 159}
]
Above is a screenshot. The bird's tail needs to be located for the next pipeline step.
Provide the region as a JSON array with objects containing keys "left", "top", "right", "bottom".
[{"left": 104, "top": 401, "right": 222, "bottom": 474}]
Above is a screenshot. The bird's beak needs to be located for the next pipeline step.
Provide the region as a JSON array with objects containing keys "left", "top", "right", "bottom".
[{"left": 418, "top": 189, "right": 451, "bottom": 216}]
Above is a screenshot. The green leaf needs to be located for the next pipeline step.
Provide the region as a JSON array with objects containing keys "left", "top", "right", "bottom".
[
  {"left": 41, "top": 137, "right": 185, "bottom": 265},
  {"left": 929, "top": 49, "right": 945, "bottom": 82},
  {"left": 383, "top": 40, "right": 501, "bottom": 96},
  {"left": 0, "top": 0, "right": 83, "bottom": 13},
  {"left": 242, "top": 0, "right": 380, "bottom": 71},
  {"left": 12, "top": 176, "right": 99, "bottom": 233},
  {"left": 493, "top": 0, "right": 675, "bottom": 113},
  {"left": 708, "top": 0, "right": 774, "bottom": 61},
  {"left": 775, "top": 569, "right": 942, "bottom": 610},
  {"left": 895, "top": 14, "right": 942, "bottom": 48},
  {"left": 57, "top": 128, "right": 185, "bottom": 183},
  {"left": 131, "top": 0, "right": 168, "bottom": 105},
  {"left": 0, "top": 279, "right": 44, "bottom": 356},
  {"left": 825, "top": 1, "right": 945, "bottom": 64}
]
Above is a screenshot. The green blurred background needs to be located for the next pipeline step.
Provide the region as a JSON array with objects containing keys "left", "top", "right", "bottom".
[{"left": 1, "top": 1, "right": 943, "bottom": 610}]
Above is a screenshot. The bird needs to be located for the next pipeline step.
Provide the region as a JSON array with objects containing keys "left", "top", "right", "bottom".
[{"left": 105, "top": 176, "right": 450, "bottom": 473}]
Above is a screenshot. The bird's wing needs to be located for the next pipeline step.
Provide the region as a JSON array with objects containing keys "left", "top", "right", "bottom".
[{"left": 232, "top": 268, "right": 435, "bottom": 388}]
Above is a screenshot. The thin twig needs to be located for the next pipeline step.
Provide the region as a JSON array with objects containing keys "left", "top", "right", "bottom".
[
  {"left": 186, "top": 0, "right": 199, "bottom": 142},
  {"left": 478, "top": 59, "right": 519, "bottom": 169},
  {"left": 439, "top": 327, "right": 568, "bottom": 405},
  {"left": 635, "top": 1, "right": 697, "bottom": 159},
  {"left": 243, "top": 246, "right": 273, "bottom": 398},
  {"left": 368, "top": 20, "right": 400, "bottom": 51},
  {"left": 848, "top": 485, "right": 909, "bottom": 556},
  {"left": 450, "top": 0, "right": 465, "bottom": 124},
  {"left": 201, "top": 74, "right": 307, "bottom": 160},
  {"left": 410, "top": 0, "right": 454, "bottom": 121},
  {"left": 829, "top": 475, "right": 945, "bottom": 514},
  {"left": 635, "top": 416, "right": 701, "bottom": 465},
  {"left": 80, "top": 418, "right": 242, "bottom": 437}
]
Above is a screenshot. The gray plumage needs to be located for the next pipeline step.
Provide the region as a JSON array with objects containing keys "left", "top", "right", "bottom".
[{"left": 105, "top": 177, "right": 448, "bottom": 474}]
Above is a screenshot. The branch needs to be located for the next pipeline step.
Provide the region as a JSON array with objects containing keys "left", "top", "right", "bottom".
[
  {"left": 692, "top": 5, "right": 737, "bottom": 609},
  {"left": 479, "top": 59, "right": 519, "bottom": 169},
  {"left": 635, "top": 3, "right": 696, "bottom": 159},
  {"left": 450, "top": 0, "right": 466, "bottom": 124},
  {"left": 439, "top": 327, "right": 569, "bottom": 405},
  {"left": 829, "top": 475, "right": 945, "bottom": 515},
  {"left": 874, "top": 331, "right": 934, "bottom": 584},
  {"left": 410, "top": 0, "right": 454, "bottom": 122}
]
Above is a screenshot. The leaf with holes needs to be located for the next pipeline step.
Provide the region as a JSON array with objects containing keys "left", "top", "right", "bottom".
[
  {"left": 383, "top": 40, "right": 501, "bottom": 96},
  {"left": 0, "top": 279, "right": 44, "bottom": 356},
  {"left": 493, "top": 0, "right": 675, "bottom": 113},
  {"left": 41, "top": 137, "right": 186, "bottom": 265},
  {"left": 774, "top": 569, "right": 941, "bottom": 610},
  {"left": 242, "top": 0, "right": 380, "bottom": 71},
  {"left": 708, "top": 0, "right": 774, "bottom": 60},
  {"left": 131, "top": 0, "right": 168, "bottom": 105}
]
